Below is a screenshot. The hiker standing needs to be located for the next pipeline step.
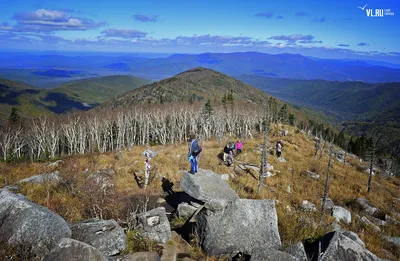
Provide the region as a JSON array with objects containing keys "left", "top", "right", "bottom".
[
  {"left": 188, "top": 134, "right": 202, "bottom": 174},
  {"left": 276, "top": 140, "right": 283, "bottom": 158},
  {"left": 235, "top": 140, "right": 243, "bottom": 155}
]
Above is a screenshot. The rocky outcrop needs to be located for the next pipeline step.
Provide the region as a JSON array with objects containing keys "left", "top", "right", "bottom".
[
  {"left": 0, "top": 189, "right": 71, "bottom": 257},
  {"left": 70, "top": 218, "right": 126, "bottom": 256},
  {"left": 286, "top": 242, "right": 307, "bottom": 261},
  {"left": 129, "top": 207, "right": 171, "bottom": 243},
  {"left": 180, "top": 169, "right": 239, "bottom": 203},
  {"left": 18, "top": 171, "right": 62, "bottom": 184},
  {"left": 332, "top": 206, "right": 352, "bottom": 224},
  {"left": 108, "top": 252, "right": 161, "bottom": 261},
  {"left": 43, "top": 238, "right": 106, "bottom": 261},
  {"left": 196, "top": 199, "right": 281, "bottom": 256},
  {"left": 304, "top": 231, "right": 379, "bottom": 261}
]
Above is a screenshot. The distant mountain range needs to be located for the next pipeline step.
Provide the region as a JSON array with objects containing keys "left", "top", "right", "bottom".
[
  {"left": 1, "top": 52, "right": 400, "bottom": 86},
  {"left": 237, "top": 74, "right": 400, "bottom": 156},
  {"left": 0, "top": 75, "right": 149, "bottom": 121},
  {"left": 52, "top": 75, "right": 151, "bottom": 104},
  {"left": 237, "top": 75, "right": 400, "bottom": 123}
]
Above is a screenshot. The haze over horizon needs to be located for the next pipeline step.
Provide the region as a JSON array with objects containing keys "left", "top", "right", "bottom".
[{"left": 0, "top": 0, "right": 399, "bottom": 63}]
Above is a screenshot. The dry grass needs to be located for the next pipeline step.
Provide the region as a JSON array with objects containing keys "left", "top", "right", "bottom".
[{"left": 0, "top": 123, "right": 399, "bottom": 259}]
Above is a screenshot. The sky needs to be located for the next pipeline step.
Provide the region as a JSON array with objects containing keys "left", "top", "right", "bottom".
[{"left": 0, "top": 0, "right": 399, "bottom": 63}]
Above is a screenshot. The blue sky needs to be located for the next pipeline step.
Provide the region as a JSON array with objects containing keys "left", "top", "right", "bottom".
[{"left": 0, "top": 0, "right": 399, "bottom": 62}]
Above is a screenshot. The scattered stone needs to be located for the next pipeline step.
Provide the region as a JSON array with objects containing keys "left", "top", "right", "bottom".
[
  {"left": 320, "top": 196, "right": 335, "bottom": 210},
  {"left": 177, "top": 202, "right": 197, "bottom": 219},
  {"left": 180, "top": 169, "right": 239, "bottom": 203},
  {"left": 286, "top": 185, "right": 291, "bottom": 194},
  {"left": 0, "top": 189, "right": 71, "bottom": 257},
  {"left": 43, "top": 238, "right": 106, "bottom": 261},
  {"left": 304, "top": 231, "right": 379, "bottom": 261},
  {"left": 383, "top": 236, "right": 400, "bottom": 249},
  {"left": 18, "top": 171, "right": 62, "bottom": 184},
  {"left": 219, "top": 174, "right": 231, "bottom": 181},
  {"left": 263, "top": 171, "right": 275, "bottom": 178},
  {"left": 250, "top": 248, "right": 298, "bottom": 261},
  {"left": 368, "top": 216, "right": 386, "bottom": 226},
  {"left": 48, "top": 160, "right": 63, "bottom": 168},
  {"left": 301, "top": 200, "right": 317, "bottom": 212},
  {"left": 335, "top": 150, "right": 345, "bottom": 163},
  {"left": 278, "top": 157, "right": 287, "bottom": 163},
  {"left": 385, "top": 214, "right": 400, "bottom": 225},
  {"left": 342, "top": 231, "right": 365, "bottom": 248},
  {"left": 70, "top": 218, "right": 126, "bottom": 256},
  {"left": 286, "top": 241, "right": 308, "bottom": 261},
  {"left": 305, "top": 170, "right": 320, "bottom": 180},
  {"left": 360, "top": 216, "right": 381, "bottom": 232},
  {"left": 332, "top": 206, "right": 352, "bottom": 224},
  {"left": 108, "top": 252, "right": 161, "bottom": 261},
  {"left": 196, "top": 199, "right": 281, "bottom": 256},
  {"left": 353, "top": 198, "right": 379, "bottom": 216},
  {"left": 130, "top": 207, "right": 171, "bottom": 243},
  {"left": 281, "top": 129, "right": 289, "bottom": 136},
  {"left": 86, "top": 169, "right": 115, "bottom": 191}
]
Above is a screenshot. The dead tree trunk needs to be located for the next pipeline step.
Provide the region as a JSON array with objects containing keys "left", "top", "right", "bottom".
[
  {"left": 258, "top": 121, "right": 269, "bottom": 194},
  {"left": 322, "top": 144, "right": 334, "bottom": 212}
]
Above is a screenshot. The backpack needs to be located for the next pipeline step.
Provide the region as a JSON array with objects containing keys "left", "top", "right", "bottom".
[{"left": 191, "top": 140, "right": 202, "bottom": 156}]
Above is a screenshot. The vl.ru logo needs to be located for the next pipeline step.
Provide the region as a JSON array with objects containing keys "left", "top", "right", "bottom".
[{"left": 358, "top": 4, "right": 395, "bottom": 17}]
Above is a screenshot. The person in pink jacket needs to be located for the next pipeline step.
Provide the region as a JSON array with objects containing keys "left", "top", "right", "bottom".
[{"left": 235, "top": 140, "right": 243, "bottom": 155}]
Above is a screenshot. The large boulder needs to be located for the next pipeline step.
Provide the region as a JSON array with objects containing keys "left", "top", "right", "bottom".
[
  {"left": 43, "top": 238, "right": 106, "bottom": 261},
  {"left": 0, "top": 189, "right": 71, "bottom": 257},
  {"left": 108, "top": 252, "right": 161, "bottom": 261},
  {"left": 286, "top": 242, "right": 308, "bottom": 261},
  {"left": 332, "top": 206, "right": 352, "bottom": 224},
  {"left": 129, "top": 207, "right": 171, "bottom": 243},
  {"left": 250, "top": 248, "right": 299, "bottom": 261},
  {"left": 304, "top": 231, "right": 379, "bottom": 261},
  {"left": 196, "top": 199, "right": 281, "bottom": 256},
  {"left": 18, "top": 171, "right": 62, "bottom": 184},
  {"left": 180, "top": 169, "right": 239, "bottom": 203},
  {"left": 70, "top": 218, "right": 126, "bottom": 256}
]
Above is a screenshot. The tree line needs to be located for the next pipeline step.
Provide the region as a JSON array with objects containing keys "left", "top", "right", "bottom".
[{"left": 0, "top": 100, "right": 288, "bottom": 162}]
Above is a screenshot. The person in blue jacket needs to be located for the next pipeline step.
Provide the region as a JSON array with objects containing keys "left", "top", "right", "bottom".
[{"left": 188, "top": 134, "right": 202, "bottom": 174}]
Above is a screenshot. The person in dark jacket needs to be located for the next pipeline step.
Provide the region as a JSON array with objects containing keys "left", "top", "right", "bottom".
[
  {"left": 188, "top": 134, "right": 201, "bottom": 174},
  {"left": 223, "top": 142, "right": 234, "bottom": 162}
]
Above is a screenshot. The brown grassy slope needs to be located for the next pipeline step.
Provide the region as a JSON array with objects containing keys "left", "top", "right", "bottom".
[
  {"left": 103, "top": 67, "right": 271, "bottom": 107},
  {"left": 0, "top": 123, "right": 399, "bottom": 259}
]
